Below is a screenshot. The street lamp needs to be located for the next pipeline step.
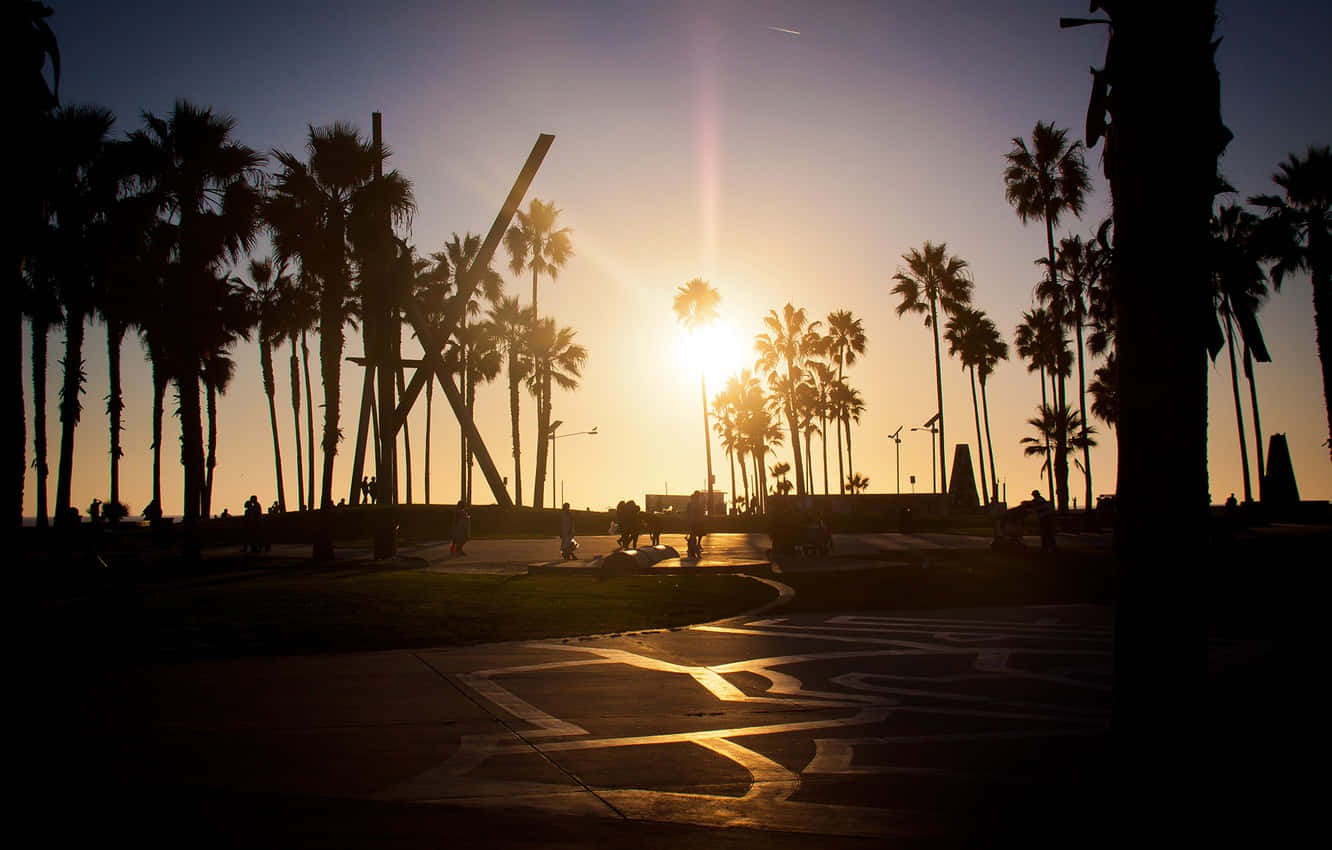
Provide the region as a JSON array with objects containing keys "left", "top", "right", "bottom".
[
  {"left": 911, "top": 413, "right": 941, "bottom": 493},
  {"left": 888, "top": 425, "right": 903, "bottom": 494},
  {"left": 550, "top": 422, "right": 598, "bottom": 506}
]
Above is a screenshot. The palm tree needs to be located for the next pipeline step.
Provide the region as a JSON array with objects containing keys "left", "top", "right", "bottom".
[
  {"left": 846, "top": 472, "right": 870, "bottom": 495},
  {"left": 945, "top": 306, "right": 991, "bottom": 505},
  {"left": 21, "top": 241, "right": 62, "bottom": 527},
  {"left": 272, "top": 268, "right": 317, "bottom": 510},
  {"left": 825, "top": 310, "right": 866, "bottom": 493},
  {"left": 1004, "top": 122, "right": 1091, "bottom": 510},
  {"left": 1043, "top": 234, "right": 1103, "bottom": 509},
  {"left": 1210, "top": 204, "right": 1271, "bottom": 502},
  {"left": 486, "top": 295, "right": 533, "bottom": 506},
  {"left": 525, "top": 317, "right": 588, "bottom": 505},
  {"left": 711, "top": 390, "right": 740, "bottom": 513},
  {"left": 974, "top": 312, "right": 1009, "bottom": 504},
  {"left": 892, "top": 242, "right": 973, "bottom": 493},
  {"left": 674, "top": 279, "right": 722, "bottom": 511},
  {"left": 1014, "top": 307, "right": 1066, "bottom": 503},
  {"left": 806, "top": 360, "right": 838, "bottom": 494},
  {"left": 770, "top": 461, "right": 793, "bottom": 495},
  {"left": 755, "top": 304, "right": 820, "bottom": 496},
  {"left": 43, "top": 105, "right": 117, "bottom": 525},
  {"left": 1089, "top": 354, "right": 1119, "bottom": 430},
  {"left": 505, "top": 198, "right": 573, "bottom": 507},
  {"left": 1022, "top": 404, "right": 1097, "bottom": 491},
  {"left": 268, "top": 122, "right": 413, "bottom": 509},
  {"left": 243, "top": 258, "right": 290, "bottom": 512},
  {"left": 13, "top": 0, "right": 62, "bottom": 530},
  {"left": 124, "top": 101, "right": 264, "bottom": 528},
  {"left": 1250, "top": 145, "right": 1331, "bottom": 458},
  {"left": 436, "top": 232, "right": 504, "bottom": 503},
  {"left": 201, "top": 348, "right": 237, "bottom": 518},
  {"left": 829, "top": 379, "right": 866, "bottom": 490}
]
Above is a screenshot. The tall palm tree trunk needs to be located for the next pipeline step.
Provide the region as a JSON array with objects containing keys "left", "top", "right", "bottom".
[
  {"left": 288, "top": 336, "right": 305, "bottom": 511},
  {"left": 107, "top": 319, "right": 126, "bottom": 511},
  {"left": 737, "top": 450, "right": 750, "bottom": 512},
  {"left": 980, "top": 377, "right": 999, "bottom": 504},
  {"left": 804, "top": 429, "right": 814, "bottom": 494},
  {"left": 1312, "top": 221, "right": 1331, "bottom": 460},
  {"left": 318, "top": 297, "right": 342, "bottom": 509},
  {"left": 700, "top": 372, "right": 714, "bottom": 510},
  {"left": 54, "top": 310, "right": 86, "bottom": 523},
  {"left": 176, "top": 367, "right": 205, "bottom": 525},
  {"left": 460, "top": 336, "right": 468, "bottom": 503},
  {"left": 784, "top": 377, "right": 806, "bottom": 497},
  {"left": 928, "top": 298, "right": 946, "bottom": 493},
  {"left": 1223, "top": 311, "right": 1252, "bottom": 501},
  {"left": 1243, "top": 345, "right": 1265, "bottom": 498},
  {"left": 819, "top": 413, "right": 830, "bottom": 494},
  {"left": 301, "top": 330, "right": 315, "bottom": 509},
  {"left": 1038, "top": 365, "right": 1054, "bottom": 503},
  {"left": 533, "top": 368, "right": 550, "bottom": 509},
  {"left": 262, "top": 339, "right": 286, "bottom": 512},
  {"left": 1075, "top": 318, "right": 1093, "bottom": 509},
  {"left": 1046, "top": 217, "right": 1071, "bottom": 511},
  {"left": 31, "top": 318, "right": 50, "bottom": 527},
  {"left": 969, "top": 365, "right": 988, "bottom": 505},
  {"left": 424, "top": 379, "right": 432, "bottom": 504},
  {"left": 843, "top": 414, "right": 855, "bottom": 490},
  {"left": 151, "top": 354, "right": 166, "bottom": 509},
  {"left": 204, "top": 378, "right": 219, "bottom": 518},
  {"left": 12, "top": 302, "right": 23, "bottom": 531},
  {"left": 754, "top": 448, "right": 768, "bottom": 513},
  {"left": 397, "top": 366, "right": 412, "bottom": 503},
  {"left": 727, "top": 445, "right": 736, "bottom": 515},
  {"left": 508, "top": 353, "right": 523, "bottom": 506}
]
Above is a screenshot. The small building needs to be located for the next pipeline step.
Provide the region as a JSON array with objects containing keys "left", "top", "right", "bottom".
[{"left": 644, "top": 491, "right": 726, "bottom": 514}]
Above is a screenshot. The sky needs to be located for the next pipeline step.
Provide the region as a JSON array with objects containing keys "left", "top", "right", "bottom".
[{"left": 25, "top": 0, "right": 1332, "bottom": 518}]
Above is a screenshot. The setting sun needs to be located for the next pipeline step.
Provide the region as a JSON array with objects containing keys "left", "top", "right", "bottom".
[{"left": 679, "top": 320, "right": 749, "bottom": 388}]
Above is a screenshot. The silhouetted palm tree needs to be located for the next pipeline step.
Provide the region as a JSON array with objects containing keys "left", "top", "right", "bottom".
[
  {"left": 829, "top": 378, "right": 865, "bottom": 487},
  {"left": 243, "top": 258, "right": 290, "bottom": 512},
  {"left": 674, "top": 279, "right": 722, "bottom": 510},
  {"left": 825, "top": 310, "right": 866, "bottom": 493},
  {"left": 892, "top": 242, "right": 972, "bottom": 493},
  {"left": 1210, "top": 204, "right": 1271, "bottom": 502},
  {"left": 486, "top": 295, "right": 533, "bottom": 506},
  {"left": 805, "top": 360, "right": 838, "bottom": 494},
  {"left": 505, "top": 198, "right": 572, "bottom": 507},
  {"left": 711, "top": 389, "right": 739, "bottom": 513},
  {"left": 846, "top": 472, "right": 870, "bottom": 495},
  {"left": 1089, "top": 354, "right": 1119, "bottom": 431},
  {"left": 755, "top": 304, "right": 820, "bottom": 496},
  {"left": 272, "top": 268, "right": 317, "bottom": 510},
  {"left": 21, "top": 239, "right": 62, "bottom": 527},
  {"left": 42, "top": 106, "right": 117, "bottom": 525},
  {"left": 525, "top": 317, "right": 588, "bottom": 505},
  {"left": 125, "top": 101, "right": 264, "bottom": 528},
  {"left": 1022, "top": 404, "right": 1096, "bottom": 487},
  {"left": 974, "top": 312, "right": 1008, "bottom": 504},
  {"left": 1250, "top": 145, "right": 1331, "bottom": 458},
  {"left": 1043, "top": 233, "right": 1102, "bottom": 509},
  {"left": 13, "top": 0, "right": 62, "bottom": 530},
  {"left": 945, "top": 306, "right": 992, "bottom": 505},
  {"left": 435, "top": 232, "right": 504, "bottom": 503},
  {"left": 1014, "top": 307, "right": 1066, "bottom": 503},
  {"left": 770, "top": 461, "right": 792, "bottom": 495},
  {"left": 1005, "top": 122, "right": 1091, "bottom": 510},
  {"left": 268, "top": 122, "right": 413, "bottom": 508}
]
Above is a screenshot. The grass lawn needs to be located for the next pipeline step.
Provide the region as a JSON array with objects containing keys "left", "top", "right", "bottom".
[{"left": 18, "top": 559, "right": 775, "bottom": 667}]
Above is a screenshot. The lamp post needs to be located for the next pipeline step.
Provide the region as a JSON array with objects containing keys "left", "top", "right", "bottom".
[
  {"left": 550, "top": 422, "right": 597, "bottom": 507},
  {"left": 888, "top": 425, "right": 903, "bottom": 494},
  {"left": 912, "top": 413, "right": 941, "bottom": 494}
]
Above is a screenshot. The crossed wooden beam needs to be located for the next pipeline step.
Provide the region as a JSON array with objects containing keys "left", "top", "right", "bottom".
[{"left": 347, "top": 133, "right": 554, "bottom": 508}]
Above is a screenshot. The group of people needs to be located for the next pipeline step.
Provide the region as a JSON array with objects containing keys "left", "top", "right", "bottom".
[
  {"left": 610, "top": 500, "right": 662, "bottom": 550},
  {"left": 358, "top": 476, "right": 380, "bottom": 505},
  {"left": 241, "top": 494, "right": 270, "bottom": 553}
]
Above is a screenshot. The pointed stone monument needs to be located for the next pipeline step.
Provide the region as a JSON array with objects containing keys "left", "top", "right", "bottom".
[
  {"left": 947, "top": 444, "right": 980, "bottom": 511},
  {"left": 1261, "top": 433, "right": 1299, "bottom": 511}
]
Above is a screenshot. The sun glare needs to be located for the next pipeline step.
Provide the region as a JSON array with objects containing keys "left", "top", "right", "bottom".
[{"left": 679, "top": 321, "right": 748, "bottom": 388}]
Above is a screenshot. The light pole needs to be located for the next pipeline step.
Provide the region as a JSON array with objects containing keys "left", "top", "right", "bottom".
[
  {"left": 888, "top": 425, "right": 903, "bottom": 494},
  {"left": 912, "top": 413, "right": 941, "bottom": 493},
  {"left": 550, "top": 422, "right": 597, "bottom": 507}
]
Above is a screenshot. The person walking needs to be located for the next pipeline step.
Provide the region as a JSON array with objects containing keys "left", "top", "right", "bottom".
[
  {"left": 450, "top": 501, "right": 471, "bottom": 556},
  {"left": 686, "top": 492, "right": 705, "bottom": 559},
  {"left": 559, "top": 502, "right": 577, "bottom": 560},
  {"left": 1026, "top": 489, "right": 1055, "bottom": 552}
]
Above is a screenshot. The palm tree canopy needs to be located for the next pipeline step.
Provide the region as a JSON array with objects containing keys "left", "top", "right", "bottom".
[
  {"left": 826, "top": 309, "right": 867, "bottom": 369},
  {"left": 504, "top": 198, "right": 573, "bottom": 281},
  {"left": 673, "top": 277, "right": 721, "bottom": 332},
  {"left": 892, "top": 242, "right": 973, "bottom": 325},
  {"left": 1249, "top": 145, "right": 1331, "bottom": 288},
  {"left": 525, "top": 318, "right": 588, "bottom": 394},
  {"left": 1003, "top": 121, "right": 1091, "bottom": 231},
  {"left": 1210, "top": 203, "right": 1271, "bottom": 361},
  {"left": 755, "top": 303, "right": 821, "bottom": 371}
]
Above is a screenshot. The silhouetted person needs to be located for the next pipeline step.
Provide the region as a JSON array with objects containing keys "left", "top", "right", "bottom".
[
  {"left": 243, "top": 495, "right": 263, "bottom": 554},
  {"left": 220, "top": 508, "right": 231, "bottom": 519},
  {"left": 142, "top": 499, "right": 162, "bottom": 523},
  {"left": 625, "top": 500, "right": 642, "bottom": 548},
  {"left": 559, "top": 502, "right": 577, "bottom": 560},
  {"left": 451, "top": 501, "right": 470, "bottom": 556},
  {"left": 368, "top": 476, "right": 378, "bottom": 505},
  {"left": 614, "top": 501, "right": 629, "bottom": 549},
  {"left": 88, "top": 498, "right": 101, "bottom": 524},
  {"left": 644, "top": 510, "right": 662, "bottom": 546},
  {"left": 360, "top": 476, "right": 371, "bottom": 503},
  {"left": 1025, "top": 490, "right": 1055, "bottom": 552},
  {"left": 686, "top": 493, "right": 705, "bottom": 559}
]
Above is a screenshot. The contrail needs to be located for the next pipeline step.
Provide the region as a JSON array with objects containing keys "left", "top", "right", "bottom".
[{"left": 766, "top": 26, "right": 801, "bottom": 36}]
